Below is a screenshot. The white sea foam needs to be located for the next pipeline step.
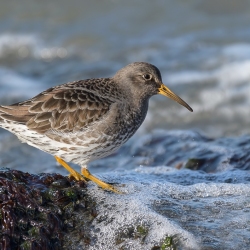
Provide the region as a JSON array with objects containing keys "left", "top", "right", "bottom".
[
  {"left": 0, "top": 33, "right": 68, "bottom": 60},
  {"left": 165, "top": 60, "right": 250, "bottom": 87},
  {"left": 84, "top": 167, "right": 250, "bottom": 250},
  {"left": 0, "top": 33, "right": 38, "bottom": 58},
  {"left": 222, "top": 43, "right": 250, "bottom": 59}
]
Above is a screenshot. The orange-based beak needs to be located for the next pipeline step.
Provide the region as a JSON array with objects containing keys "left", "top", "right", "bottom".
[{"left": 158, "top": 84, "right": 193, "bottom": 112}]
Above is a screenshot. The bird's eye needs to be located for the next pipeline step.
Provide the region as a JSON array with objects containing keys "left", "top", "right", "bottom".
[{"left": 143, "top": 74, "right": 152, "bottom": 80}]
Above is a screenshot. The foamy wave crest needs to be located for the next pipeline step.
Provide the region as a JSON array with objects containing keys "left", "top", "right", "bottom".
[
  {"left": 222, "top": 43, "right": 250, "bottom": 59},
  {"left": 0, "top": 33, "right": 68, "bottom": 60},
  {"left": 163, "top": 43, "right": 250, "bottom": 86},
  {"left": 166, "top": 60, "right": 250, "bottom": 86}
]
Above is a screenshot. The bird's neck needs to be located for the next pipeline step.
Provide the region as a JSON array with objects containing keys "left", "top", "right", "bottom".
[{"left": 127, "top": 97, "right": 149, "bottom": 127}]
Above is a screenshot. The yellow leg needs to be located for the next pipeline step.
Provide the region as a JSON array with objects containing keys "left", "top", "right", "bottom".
[
  {"left": 54, "top": 156, "right": 85, "bottom": 181},
  {"left": 81, "top": 167, "right": 122, "bottom": 194}
]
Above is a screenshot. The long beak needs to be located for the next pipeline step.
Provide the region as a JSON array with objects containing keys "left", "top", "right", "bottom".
[{"left": 158, "top": 83, "right": 193, "bottom": 112}]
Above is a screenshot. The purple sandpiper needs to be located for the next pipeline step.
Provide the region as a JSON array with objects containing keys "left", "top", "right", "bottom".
[{"left": 0, "top": 62, "right": 193, "bottom": 193}]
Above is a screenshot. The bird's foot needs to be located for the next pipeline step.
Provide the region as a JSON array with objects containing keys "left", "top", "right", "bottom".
[
  {"left": 68, "top": 173, "right": 88, "bottom": 182},
  {"left": 81, "top": 168, "right": 122, "bottom": 194},
  {"left": 54, "top": 156, "right": 122, "bottom": 193},
  {"left": 54, "top": 156, "right": 86, "bottom": 182}
]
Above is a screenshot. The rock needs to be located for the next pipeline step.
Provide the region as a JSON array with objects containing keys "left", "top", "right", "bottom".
[{"left": 0, "top": 169, "right": 96, "bottom": 250}]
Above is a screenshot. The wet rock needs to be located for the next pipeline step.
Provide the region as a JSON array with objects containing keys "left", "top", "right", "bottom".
[
  {"left": 0, "top": 169, "right": 96, "bottom": 250},
  {"left": 101, "top": 130, "right": 250, "bottom": 173},
  {"left": 0, "top": 168, "right": 201, "bottom": 250}
]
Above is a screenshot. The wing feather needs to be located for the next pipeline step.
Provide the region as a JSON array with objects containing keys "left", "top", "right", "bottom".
[{"left": 0, "top": 80, "right": 113, "bottom": 135}]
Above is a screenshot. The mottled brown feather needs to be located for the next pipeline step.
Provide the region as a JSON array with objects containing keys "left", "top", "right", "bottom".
[
  {"left": 0, "top": 80, "right": 114, "bottom": 135},
  {"left": 34, "top": 112, "right": 52, "bottom": 122},
  {"left": 29, "top": 102, "right": 43, "bottom": 113},
  {"left": 42, "top": 97, "right": 60, "bottom": 111}
]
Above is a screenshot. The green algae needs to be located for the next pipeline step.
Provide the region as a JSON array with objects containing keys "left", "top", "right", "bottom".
[{"left": 161, "top": 236, "right": 174, "bottom": 250}]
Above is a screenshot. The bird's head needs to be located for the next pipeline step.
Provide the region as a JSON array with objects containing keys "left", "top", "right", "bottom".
[{"left": 113, "top": 62, "right": 193, "bottom": 112}]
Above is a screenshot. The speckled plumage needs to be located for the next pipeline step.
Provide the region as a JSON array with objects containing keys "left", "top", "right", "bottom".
[{"left": 0, "top": 62, "right": 192, "bottom": 191}]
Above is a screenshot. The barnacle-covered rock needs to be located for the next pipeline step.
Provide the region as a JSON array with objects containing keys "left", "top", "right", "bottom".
[{"left": 0, "top": 168, "right": 96, "bottom": 250}]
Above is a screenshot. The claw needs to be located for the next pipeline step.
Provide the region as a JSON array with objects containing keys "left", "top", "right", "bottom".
[{"left": 81, "top": 168, "right": 122, "bottom": 194}]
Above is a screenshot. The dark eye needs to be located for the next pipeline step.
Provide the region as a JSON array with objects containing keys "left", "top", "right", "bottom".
[{"left": 143, "top": 74, "right": 152, "bottom": 80}]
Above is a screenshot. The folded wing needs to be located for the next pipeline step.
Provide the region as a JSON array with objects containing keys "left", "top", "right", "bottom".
[{"left": 0, "top": 81, "right": 113, "bottom": 135}]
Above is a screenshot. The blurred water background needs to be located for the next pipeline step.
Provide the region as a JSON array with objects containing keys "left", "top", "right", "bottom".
[
  {"left": 1, "top": 0, "right": 250, "bottom": 138},
  {"left": 0, "top": 0, "right": 250, "bottom": 170}
]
